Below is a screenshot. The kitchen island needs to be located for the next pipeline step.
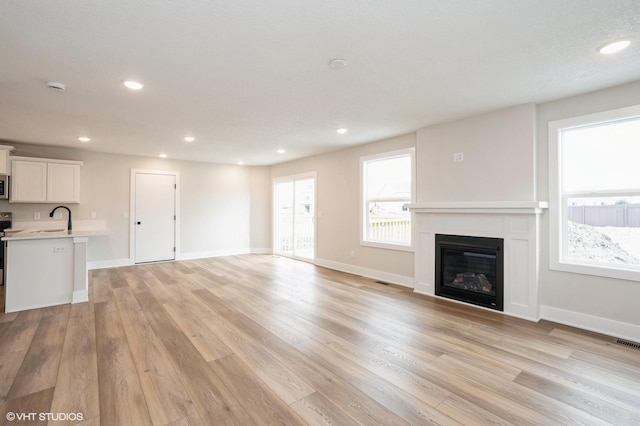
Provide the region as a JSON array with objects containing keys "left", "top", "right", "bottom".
[{"left": 2, "top": 224, "right": 109, "bottom": 313}]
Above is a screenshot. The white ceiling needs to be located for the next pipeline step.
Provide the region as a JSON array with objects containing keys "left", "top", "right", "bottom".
[{"left": 1, "top": 1, "right": 639, "bottom": 166}]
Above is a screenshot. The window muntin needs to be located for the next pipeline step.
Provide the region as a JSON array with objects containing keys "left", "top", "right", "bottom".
[
  {"left": 361, "top": 149, "right": 414, "bottom": 249},
  {"left": 550, "top": 106, "right": 640, "bottom": 280}
]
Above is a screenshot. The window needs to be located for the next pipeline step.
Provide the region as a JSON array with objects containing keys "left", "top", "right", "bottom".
[
  {"left": 361, "top": 148, "right": 414, "bottom": 249},
  {"left": 549, "top": 105, "right": 640, "bottom": 280}
]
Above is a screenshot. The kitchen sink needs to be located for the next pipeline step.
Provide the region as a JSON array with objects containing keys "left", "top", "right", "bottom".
[{"left": 30, "top": 228, "right": 67, "bottom": 233}]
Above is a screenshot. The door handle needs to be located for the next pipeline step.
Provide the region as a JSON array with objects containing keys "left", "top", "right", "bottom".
[{"left": 137, "top": 221, "right": 141, "bottom": 225}]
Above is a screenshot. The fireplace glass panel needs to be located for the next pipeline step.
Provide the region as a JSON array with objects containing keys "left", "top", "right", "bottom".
[
  {"left": 435, "top": 234, "right": 504, "bottom": 311},
  {"left": 441, "top": 248, "right": 497, "bottom": 296}
]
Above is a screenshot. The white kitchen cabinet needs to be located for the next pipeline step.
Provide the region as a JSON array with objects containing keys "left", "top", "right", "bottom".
[
  {"left": 47, "top": 162, "right": 81, "bottom": 202},
  {"left": 10, "top": 157, "right": 82, "bottom": 203},
  {"left": 0, "top": 145, "right": 14, "bottom": 174}
]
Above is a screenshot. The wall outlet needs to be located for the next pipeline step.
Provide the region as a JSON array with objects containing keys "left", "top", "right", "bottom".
[
  {"left": 54, "top": 246, "right": 67, "bottom": 253},
  {"left": 33, "top": 212, "right": 40, "bottom": 220},
  {"left": 123, "top": 212, "right": 129, "bottom": 219},
  {"left": 350, "top": 249, "right": 356, "bottom": 258},
  {"left": 453, "top": 152, "right": 464, "bottom": 162}
]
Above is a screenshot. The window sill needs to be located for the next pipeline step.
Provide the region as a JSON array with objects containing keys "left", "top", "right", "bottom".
[
  {"left": 361, "top": 240, "right": 414, "bottom": 253},
  {"left": 551, "top": 258, "right": 640, "bottom": 282}
]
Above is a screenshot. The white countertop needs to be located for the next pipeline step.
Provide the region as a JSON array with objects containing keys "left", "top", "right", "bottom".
[
  {"left": 2, "top": 219, "right": 110, "bottom": 241},
  {"left": 2, "top": 228, "right": 110, "bottom": 241}
]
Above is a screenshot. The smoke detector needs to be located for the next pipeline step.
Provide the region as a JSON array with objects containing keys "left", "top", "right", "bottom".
[
  {"left": 46, "top": 81, "right": 66, "bottom": 92},
  {"left": 328, "top": 58, "right": 347, "bottom": 69}
]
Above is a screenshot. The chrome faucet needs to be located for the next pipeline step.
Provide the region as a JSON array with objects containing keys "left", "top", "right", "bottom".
[{"left": 49, "top": 205, "right": 72, "bottom": 232}]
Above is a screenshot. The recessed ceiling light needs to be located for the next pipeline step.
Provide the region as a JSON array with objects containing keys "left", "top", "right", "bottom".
[
  {"left": 77, "top": 136, "right": 91, "bottom": 142},
  {"left": 184, "top": 136, "right": 195, "bottom": 142},
  {"left": 328, "top": 58, "right": 347, "bottom": 69},
  {"left": 237, "top": 161, "right": 245, "bottom": 166},
  {"left": 159, "top": 153, "right": 167, "bottom": 158},
  {"left": 598, "top": 39, "right": 631, "bottom": 55},
  {"left": 46, "top": 81, "right": 66, "bottom": 92},
  {"left": 336, "top": 128, "right": 348, "bottom": 134},
  {"left": 277, "top": 149, "right": 286, "bottom": 154},
  {"left": 123, "top": 80, "right": 144, "bottom": 90}
]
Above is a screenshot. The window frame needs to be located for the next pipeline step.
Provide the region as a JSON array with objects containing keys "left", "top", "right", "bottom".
[
  {"left": 360, "top": 147, "right": 415, "bottom": 252},
  {"left": 548, "top": 104, "right": 640, "bottom": 281}
]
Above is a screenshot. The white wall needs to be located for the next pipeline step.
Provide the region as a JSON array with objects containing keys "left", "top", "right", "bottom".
[
  {"left": 271, "top": 133, "right": 416, "bottom": 285},
  {"left": 1, "top": 143, "right": 267, "bottom": 266},
  {"left": 416, "top": 103, "right": 536, "bottom": 202},
  {"left": 414, "top": 84, "right": 639, "bottom": 338},
  {"left": 417, "top": 104, "right": 535, "bottom": 202},
  {"left": 249, "top": 166, "right": 272, "bottom": 252},
  {"left": 537, "top": 80, "right": 640, "bottom": 332}
]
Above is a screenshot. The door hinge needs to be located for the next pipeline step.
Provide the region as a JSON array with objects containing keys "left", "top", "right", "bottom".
[
  {"left": 175, "top": 184, "right": 177, "bottom": 189},
  {"left": 173, "top": 247, "right": 176, "bottom": 252},
  {"left": 174, "top": 215, "right": 176, "bottom": 220}
]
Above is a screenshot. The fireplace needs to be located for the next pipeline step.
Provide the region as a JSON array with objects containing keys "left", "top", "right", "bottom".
[{"left": 435, "top": 234, "right": 504, "bottom": 311}]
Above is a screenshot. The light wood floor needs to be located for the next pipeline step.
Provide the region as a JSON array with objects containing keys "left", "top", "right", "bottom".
[{"left": 0, "top": 255, "right": 639, "bottom": 425}]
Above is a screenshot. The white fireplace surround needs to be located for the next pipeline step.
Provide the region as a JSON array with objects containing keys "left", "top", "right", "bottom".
[{"left": 406, "top": 201, "right": 548, "bottom": 321}]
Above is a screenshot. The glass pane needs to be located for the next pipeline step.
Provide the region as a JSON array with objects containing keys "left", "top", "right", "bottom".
[
  {"left": 367, "top": 200, "right": 411, "bottom": 244},
  {"left": 275, "top": 181, "right": 293, "bottom": 256},
  {"left": 566, "top": 196, "right": 640, "bottom": 267},
  {"left": 366, "top": 155, "right": 411, "bottom": 200},
  {"left": 294, "top": 178, "right": 315, "bottom": 260},
  {"left": 562, "top": 117, "right": 640, "bottom": 192}
]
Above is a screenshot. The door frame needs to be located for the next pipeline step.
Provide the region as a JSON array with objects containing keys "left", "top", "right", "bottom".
[
  {"left": 129, "top": 169, "right": 181, "bottom": 265},
  {"left": 272, "top": 171, "right": 317, "bottom": 263}
]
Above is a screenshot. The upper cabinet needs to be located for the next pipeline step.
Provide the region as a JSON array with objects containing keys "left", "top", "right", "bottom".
[
  {"left": 0, "top": 145, "right": 15, "bottom": 174},
  {"left": 10, "top": 157, "right": 82, "bottom": 203}
]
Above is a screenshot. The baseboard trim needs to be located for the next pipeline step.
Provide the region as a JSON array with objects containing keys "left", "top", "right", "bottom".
[
  {"left": 72, "top": 290, "right": 89, "bottom": 304},
  {"left": 88, "top": 258, "right": 131, "bottom": 270},
  {"left": 541, "top": 305, "right": 640, "bottom": 342},
  {"left": 314, "top": 258, "right": 414, "bottom": 288},
  {"left": 178, "top": 248, "right": 254, "bottom": 260},
  {"left": 250, "top": 247, "right": 273, "bottom": 254}
]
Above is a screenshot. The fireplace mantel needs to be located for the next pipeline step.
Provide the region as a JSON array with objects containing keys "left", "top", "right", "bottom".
[
  {"left": 405, "top": 201, "right": 547, "bottom": 215},
  {"left": 406, "top": 201, "right": 547, "bottom": 321}
]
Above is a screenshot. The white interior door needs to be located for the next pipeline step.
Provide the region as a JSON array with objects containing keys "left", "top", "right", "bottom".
[
  {"left": 134, "top": 172, "right": 176, "bottom": 263},
  {"left": 274, "top": 175, "right": 315, "bottom": 261}
]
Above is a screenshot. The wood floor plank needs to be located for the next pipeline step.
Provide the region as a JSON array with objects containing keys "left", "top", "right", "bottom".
[
  {"left": 0, "top": 387, "right": 54, "bottom": 424},
  {"left": 289, "top": 391, "right": 360, "bottom": 426},
  {"left": 115, "top": 287, "right": 195, "bottom": 425},
  {"left": 1, "top": 254, "right": 639, "bottom": 425},
  {"left": 295, "top": 338, "right": 459, "bottom": 425},
  {"left": 208, "top": 354, "right": 306, "bottom": 425},
  {"left": 94, "top": 301, "right": 152, "bottom": 426},
  {"left": 7, "top": 311, "right": 69, "bottom": 400},
  {"left": 193, "top": 288, "right": 412, "bottom": 425},
  {"left": 437, "top": 394, "right": 516, "bottom": 426},
  {"left": 514, "top": 370, "right": 640, "bottom": 425},
  {"left": 163, "top": 302, "right": 233, "bottom": 362},
  {"left": 133, "top": 290, "right": 255, "bottom": 425},
  {"left": 49, "top": 302, "right": 99, "bottom": 426},
  {"left": 193, "top": 290, "right": 317, "bottom": 405}
]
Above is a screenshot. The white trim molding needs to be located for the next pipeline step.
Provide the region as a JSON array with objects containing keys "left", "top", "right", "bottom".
[
  {"left": 541, "top": 304, "right": 640, "bottom": 342},
  {"left": 315, "top": 257, "right": 414, "bottom": 288},
  {"left": 406, "top": 202, "right": 548, "bottom": 321},
  {"left": 405, "top": 201, "right": 548, "bottom": 215}
]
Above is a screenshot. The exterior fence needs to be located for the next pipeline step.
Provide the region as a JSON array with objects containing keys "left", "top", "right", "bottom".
[
  {"left": 276, "top": 215, "right": 315, "bottom": 252},
  {"left": 368, "top": 218, "right": 411, "bottom": 243},
  {"left": 568, "top": 204, "right": 640, "bottom": 228}
]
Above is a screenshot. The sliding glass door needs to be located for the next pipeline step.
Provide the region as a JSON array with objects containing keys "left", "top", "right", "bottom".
[{"left": 274, "top": 174, "right": 315, "bottom": 261}]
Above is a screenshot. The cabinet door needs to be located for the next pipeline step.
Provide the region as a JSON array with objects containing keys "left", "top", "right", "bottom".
[
  {"left": 11, "top": 160, "right": 47, "bottom": 202},
  {"left": 47, "top": 163, "right": 81, "bottom": 202}
]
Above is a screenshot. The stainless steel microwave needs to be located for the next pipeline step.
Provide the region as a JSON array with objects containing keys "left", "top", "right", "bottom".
[{"left": 0, "top": 175, "right": 8, "bottom": 199}]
